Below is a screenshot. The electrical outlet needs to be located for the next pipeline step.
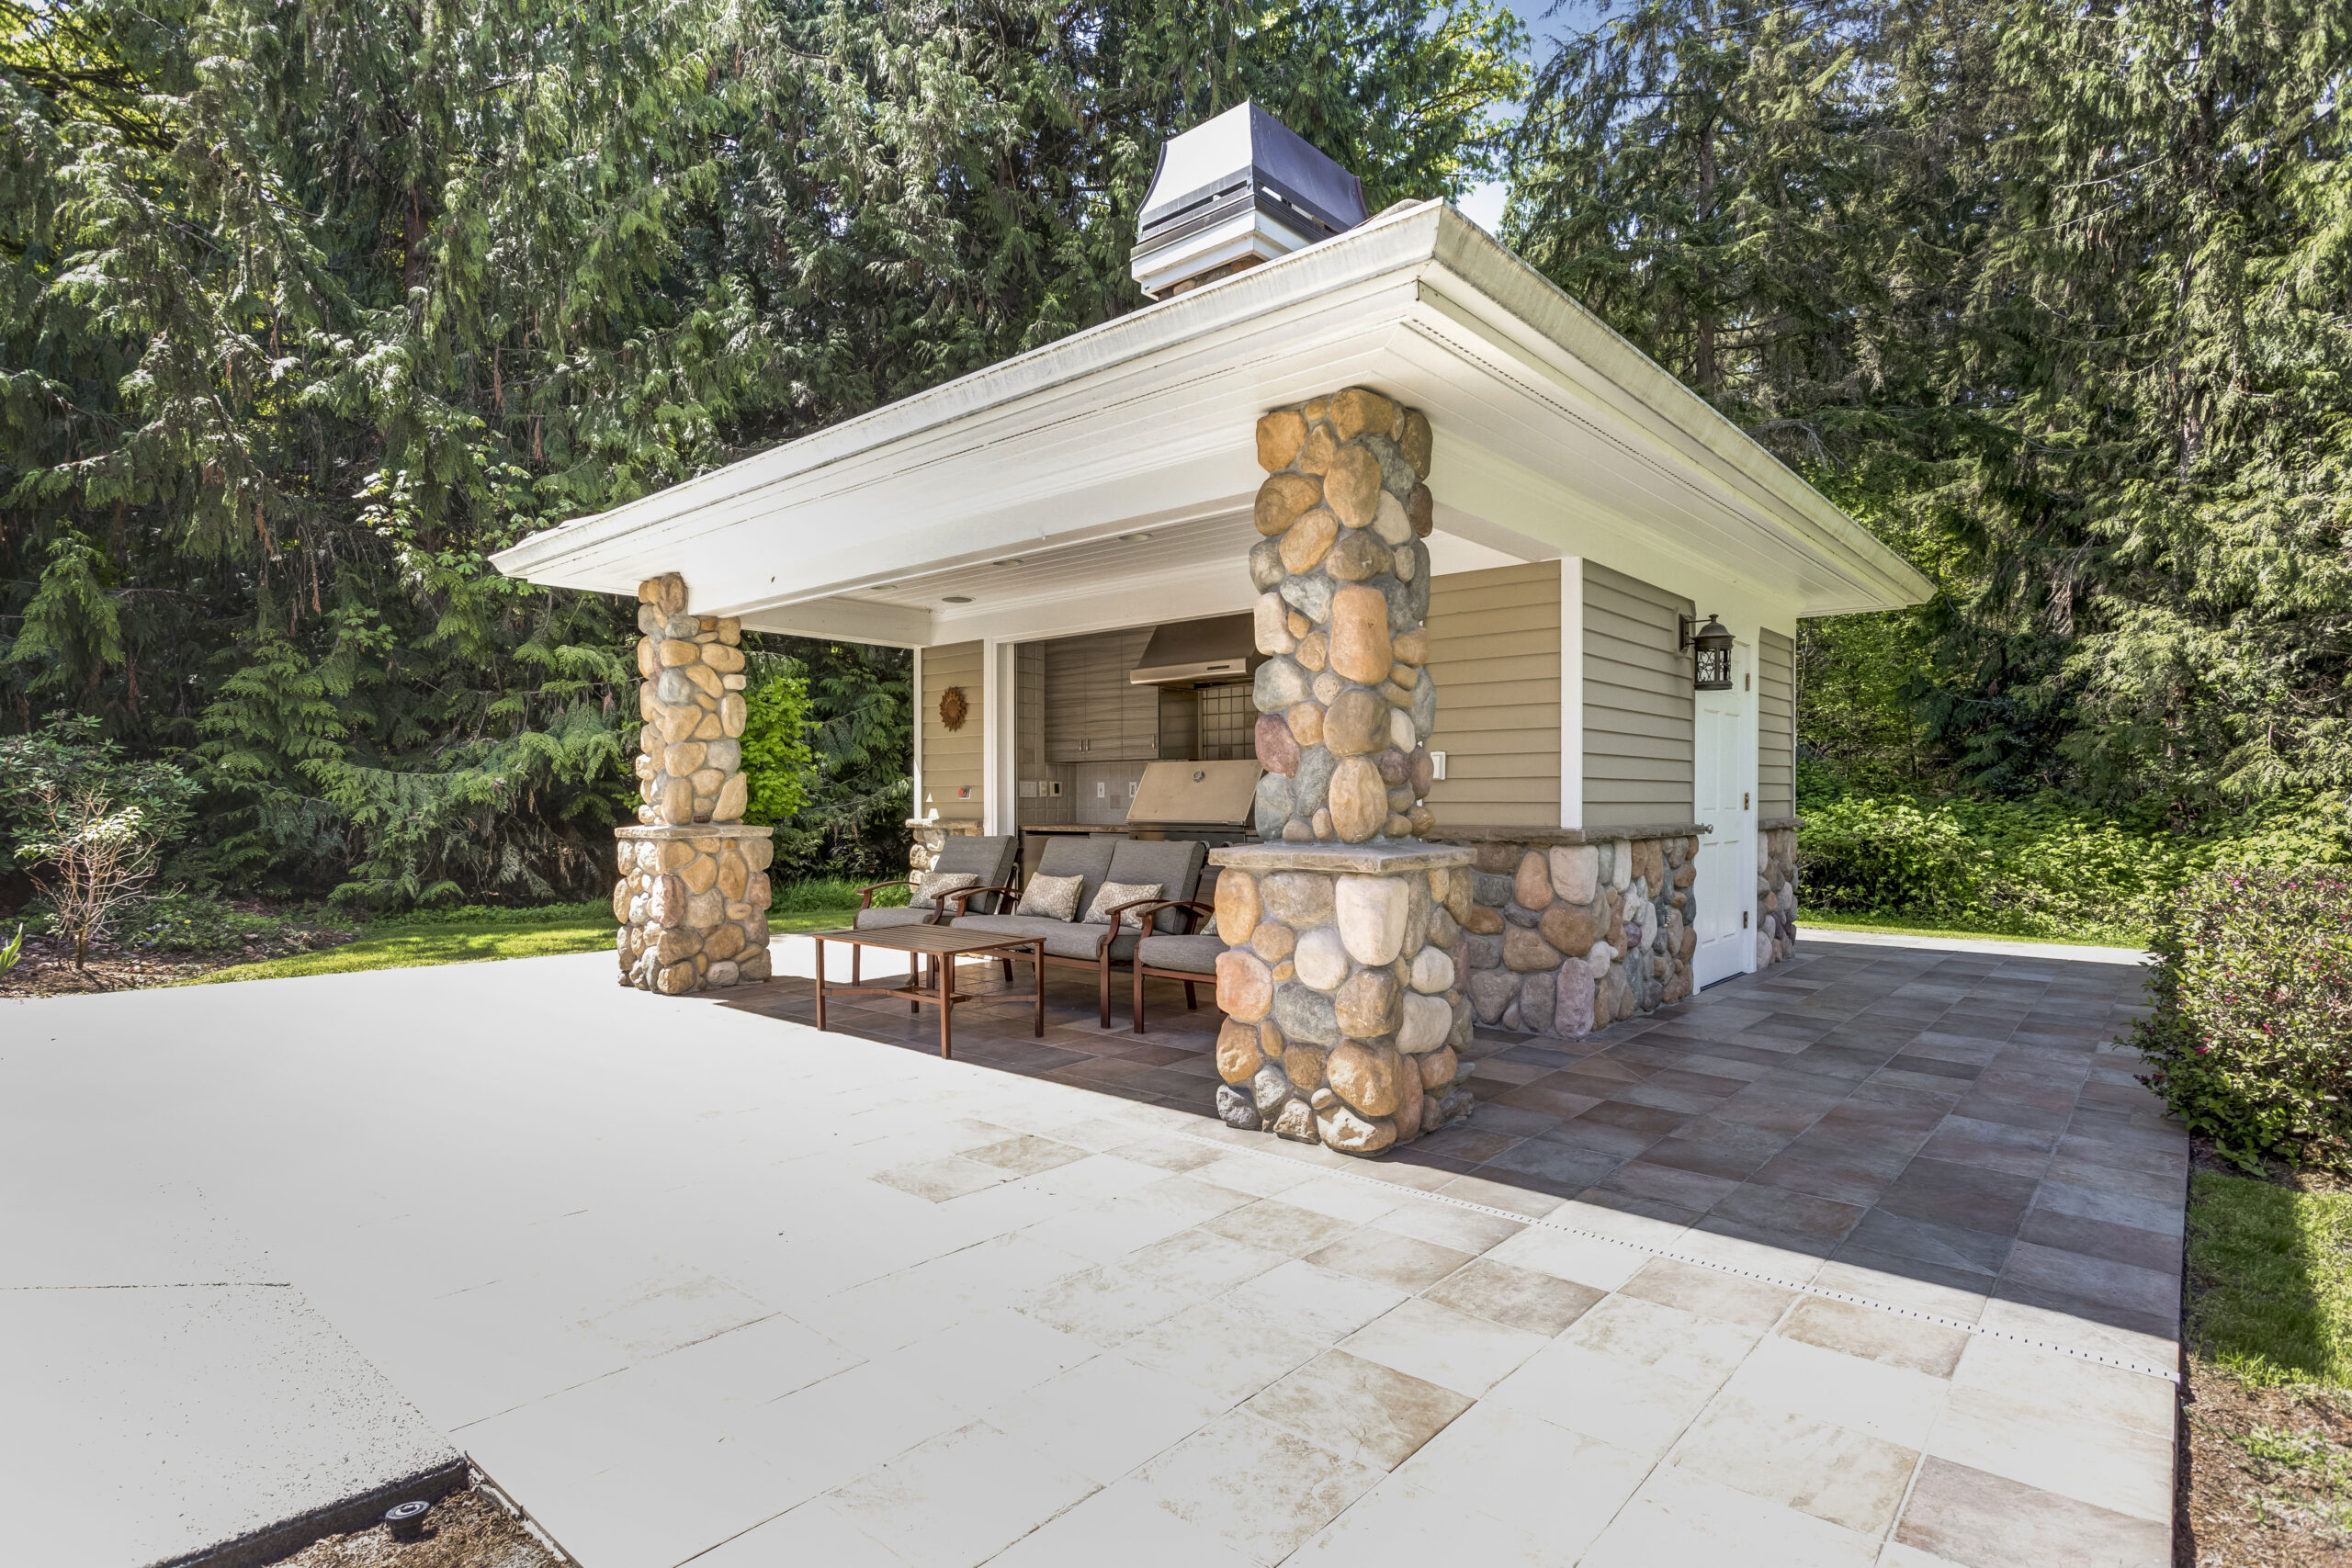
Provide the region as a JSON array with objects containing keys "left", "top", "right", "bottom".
[
  {"left": 1095, "top": 781, "right": 1106, "bottom": 798},
  {"left": 1430, "top": 750, "right": 1448, "bottom": 781}
]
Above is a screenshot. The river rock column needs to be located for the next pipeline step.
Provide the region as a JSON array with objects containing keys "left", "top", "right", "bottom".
[
  {"left": 1249, "top": 389, "right": 1438, "bottom": 844},
  {"left": 1212, "top": 388, "right": 1474, "bottom": 1157},
  {"left": 614, "top": 573, "right": 773, "bottom": 995}
]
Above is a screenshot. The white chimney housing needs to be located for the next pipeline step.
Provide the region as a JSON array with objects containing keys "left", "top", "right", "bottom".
[{"left": 1130, "top": 103, "right": 1369, "bottom": 299}]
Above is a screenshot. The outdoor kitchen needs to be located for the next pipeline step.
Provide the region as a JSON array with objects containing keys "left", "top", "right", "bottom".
[{"left": 1012, "top": 614, "right": 1267, "bottom": 877}]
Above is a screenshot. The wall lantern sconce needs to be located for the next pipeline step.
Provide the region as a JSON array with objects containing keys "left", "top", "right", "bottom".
[{"left": 1680, "top": 613, "right": 1734, "bottom": 690}]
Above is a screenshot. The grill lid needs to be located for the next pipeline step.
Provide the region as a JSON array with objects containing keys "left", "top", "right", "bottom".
[{"left": 1128, "top": 759, "right": 1263, "bottom": 826}]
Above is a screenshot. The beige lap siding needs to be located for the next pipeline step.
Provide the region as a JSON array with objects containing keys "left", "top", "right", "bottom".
[
  {"left": 1758, "top": 627, "right": 1795, "bottom": 818},
  {"left": 1582, "top": 563, "right": 1694, "bottom": 827},
  {"left": 921, "top": 640, "right": 985, "bottom": 822},
  {"left": 1420, "top": 564, "right": 1562, "bottom": 828}
]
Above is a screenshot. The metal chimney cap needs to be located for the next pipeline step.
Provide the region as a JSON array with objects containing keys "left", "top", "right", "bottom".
[{"left": 1132, "top": 103, "right": 1368, "bottom": 298}]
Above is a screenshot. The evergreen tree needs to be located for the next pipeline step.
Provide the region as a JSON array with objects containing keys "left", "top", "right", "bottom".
[
  {"left": 1, "top": 0, "right": 1526, "bottom": 905},
  {"left": 1507, "top": 0, "right": 2350, "bottom": 817}
]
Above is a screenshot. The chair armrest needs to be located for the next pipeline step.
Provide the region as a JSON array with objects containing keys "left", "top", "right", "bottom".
[
  {"left": 858, "top": 879, "right": 917, "bottom": 910},
  {"left": 939, "top": 883, "right": 1019, "bottom": 914},
  {"left": 1119, "top": 898, "right": 1214, "bottom": 935},
  {"left": 1104, "top": 897, "right": 1212, "bottom": 940}
]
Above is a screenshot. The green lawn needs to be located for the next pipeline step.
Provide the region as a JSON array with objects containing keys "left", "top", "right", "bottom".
[
  {"left": 1802, "top": 912, "right": 2149, "bottom": 949},
  {"left": 2188, "top": 1171, "right": 2352, "bottom": 1388},
  {"left": 183, "top": 901, "right": 859, "bottom": 986}
]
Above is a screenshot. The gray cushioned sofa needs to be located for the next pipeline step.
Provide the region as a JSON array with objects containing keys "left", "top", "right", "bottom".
[{"left": 954, "top": 836, "right": 1208, "bottom": 1027}]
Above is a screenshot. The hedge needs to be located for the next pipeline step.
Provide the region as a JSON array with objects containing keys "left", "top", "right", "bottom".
[{"left": 2135, "top": 869, "right": 2352, "bottom": 1173}]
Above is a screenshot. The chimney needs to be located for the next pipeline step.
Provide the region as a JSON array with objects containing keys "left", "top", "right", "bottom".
[{"left": 1131, "top": 103, "right": 1369, "bottom": 299}]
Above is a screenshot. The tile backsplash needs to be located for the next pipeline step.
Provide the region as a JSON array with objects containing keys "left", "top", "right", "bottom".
[{"left": 1072, "top": 762, "right": 1147, "bottom": 825}]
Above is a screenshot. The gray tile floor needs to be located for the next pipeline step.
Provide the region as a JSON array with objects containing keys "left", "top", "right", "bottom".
[
  {"left": 3, "top": 938, "right": 2181, "bottom": 1568},
  {"left": 746, "top": 935, "right": 2178, "bottom": 1357}
]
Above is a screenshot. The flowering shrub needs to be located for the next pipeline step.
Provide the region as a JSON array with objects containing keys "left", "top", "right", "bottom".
[{"left": 2135, "top": 869, "right": 2352, "bottom": 1172}]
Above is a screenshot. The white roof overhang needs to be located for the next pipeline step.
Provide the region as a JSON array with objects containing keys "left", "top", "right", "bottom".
[{"left": 490, "top": 203, "right": 1933, "bottom": 645}]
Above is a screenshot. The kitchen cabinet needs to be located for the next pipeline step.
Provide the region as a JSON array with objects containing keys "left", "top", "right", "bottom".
[{"left": 1043, "top": 628, "right": 1161, "bottom": 762}]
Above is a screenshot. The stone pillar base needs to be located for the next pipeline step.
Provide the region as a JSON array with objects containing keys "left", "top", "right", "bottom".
[
  {"left": 615, "top": 824, "right": 775, "bottom": 994},
  {"left": 1207, "top": 841, "right": 1478, "bottom": 1156},
  {"left": 909, "top": 818, "right": 980, "bottom": 874},
  {"left": 1758, "top": 819, "right": 1799, "bottom": 967}
]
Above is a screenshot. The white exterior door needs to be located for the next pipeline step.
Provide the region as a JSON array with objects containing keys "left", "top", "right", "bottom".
[{"left": 1692, "top": 642, "right": 1755, "bottom": 987}]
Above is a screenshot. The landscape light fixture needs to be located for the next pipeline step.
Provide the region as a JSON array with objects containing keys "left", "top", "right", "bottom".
[
  {"left": 383, "top": 1499, "right": 432, "bottom": 1541},
  {"left": 1681, "top": 613, "right": 1734, "bottom": 690}
]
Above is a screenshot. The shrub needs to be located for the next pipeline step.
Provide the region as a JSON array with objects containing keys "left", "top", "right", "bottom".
[
  {"left": 1795, "top": 788, "right": 2351, "bottom": 943},
  {"left": 739, "top": 662, "right": 815, "bottom": 827},
  {"left": 124, "top": 892, "right": 355, "bottom": 956},
  {"left": 2135, "top": 869, "right": 2352, "bottom": 1172}
]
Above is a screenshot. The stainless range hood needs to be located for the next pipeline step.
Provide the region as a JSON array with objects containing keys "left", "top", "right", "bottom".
[{"left": 1128, "top": 613, "right": 1261, "bottom": 686}]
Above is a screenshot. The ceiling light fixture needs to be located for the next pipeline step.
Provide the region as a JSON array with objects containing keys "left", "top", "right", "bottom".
[
  {"left": 942, "top": 594, "right": 973, "bottom": 604},
  {"left": 1118, "top": 532, "right": 1154, "bottom": 542}
]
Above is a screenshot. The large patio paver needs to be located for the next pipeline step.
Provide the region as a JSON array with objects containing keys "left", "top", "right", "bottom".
[{"left": 0, "top": 933, "right": 2180, "bottom": 1567}]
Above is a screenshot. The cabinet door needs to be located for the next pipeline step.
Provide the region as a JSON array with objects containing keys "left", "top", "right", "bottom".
[{"left": 1044, "top": 628, "right": 1159, "bottom": 761}]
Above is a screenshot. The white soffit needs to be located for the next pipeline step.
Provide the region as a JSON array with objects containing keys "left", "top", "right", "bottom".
[{"left": 491, "top": 204, "right": 1932, "bottom": 632}]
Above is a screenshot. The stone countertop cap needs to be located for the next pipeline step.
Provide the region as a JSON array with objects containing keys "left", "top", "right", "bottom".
[
  {"left": 616, "top": 823, "right": 775, "bottom": 840},
  {"left": 1423, "top": 823, "right": 1711, "bottom": 846},
  {"left": 1758, "top": 816, "right": 1803, "bottom": 831},
  {"left": 1211, "top": 840, "right": 1475, "bottom": 874}
]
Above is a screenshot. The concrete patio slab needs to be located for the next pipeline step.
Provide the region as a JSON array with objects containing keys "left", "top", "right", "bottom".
[{"left": 0, "top": 932, "right": 2181, "bottom": 1567}]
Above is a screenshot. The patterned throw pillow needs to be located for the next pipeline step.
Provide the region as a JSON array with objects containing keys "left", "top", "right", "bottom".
[
  {"left": 1015, "top": 873, "right": 1086, "bottom": 921},
  {"left": 909, "top": 870, "right": 979, "bottom": 910},
  {"left": 1083, "top": 881, "right": 1164, "bottom": 926}
]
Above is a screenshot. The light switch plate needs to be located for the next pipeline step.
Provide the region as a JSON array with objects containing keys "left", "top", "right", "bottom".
[{"left": 1430, "top": 750, "right": 1448, "bottom": 781}]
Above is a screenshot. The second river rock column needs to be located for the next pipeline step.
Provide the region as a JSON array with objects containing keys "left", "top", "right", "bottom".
[{"left": 1249, "top": 389, "right": 1438, "bottom": 845}]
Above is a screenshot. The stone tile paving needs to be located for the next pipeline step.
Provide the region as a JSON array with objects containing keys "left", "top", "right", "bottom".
[
  {"left": 720, "top": 932, "right": 2181, "bottom": 1565},
  {"left": 4, "top": 939, "right": 2180, "bottom": 1568}
]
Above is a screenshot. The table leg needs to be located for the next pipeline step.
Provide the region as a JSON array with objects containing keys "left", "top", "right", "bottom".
[
  {"left": 1032, "top": 943, "right": 1045, "bottom": 1036},
  {"left": 814, "top": 939, "right": 828, "bottom": 1032},
  {"left": 939, "top": 951, "right": 954, "bottom": 1058}
]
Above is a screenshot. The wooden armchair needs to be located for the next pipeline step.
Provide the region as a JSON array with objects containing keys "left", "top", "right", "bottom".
[{"left": 1128, "top": 897, "right": 1218, "bottom": 1034}]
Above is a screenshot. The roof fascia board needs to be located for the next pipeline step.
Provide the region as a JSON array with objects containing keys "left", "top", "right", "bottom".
[
  {"left": 1407, "top": 229, "right": 1931, "bottom": 609},
  {"left": 490, "top": 207, "right": 1453, "bottom": 585}
]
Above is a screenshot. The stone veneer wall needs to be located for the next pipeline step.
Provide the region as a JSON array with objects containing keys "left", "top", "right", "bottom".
[
  {"left": 1208, "top": 844, "right": 1477, "bottom": 1155},
  {"left": 616, "top": 573, "right": 773, "bottom": 994},
  {"left": 1436, "top": 827, "right": 1702, "bottom": 1037},
  {"left": 1758, "top": 818, "right": 1799, "bottom": 967},
  {"left": 1248, "top": 388, "right": 1439, "bottom": 844}
]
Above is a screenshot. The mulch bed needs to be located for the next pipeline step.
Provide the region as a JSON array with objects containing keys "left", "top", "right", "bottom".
[
  {"left": 2180, "top": 1140, "right": 2352, "bottom": 1565},
  {"left": 2182, "top": 1366, "right": 2352, "bottom": 1564},
  {"left": 276, "top": 1483, "right": 563, "bottom": 1568},
  {"left": 0, "top": 928, "right": 358, "bottom": 998}
]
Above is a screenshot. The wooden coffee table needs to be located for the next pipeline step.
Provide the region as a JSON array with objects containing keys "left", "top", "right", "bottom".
[{"left": 807, "top": 925, "right": 1046, "bottom": 1058}]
